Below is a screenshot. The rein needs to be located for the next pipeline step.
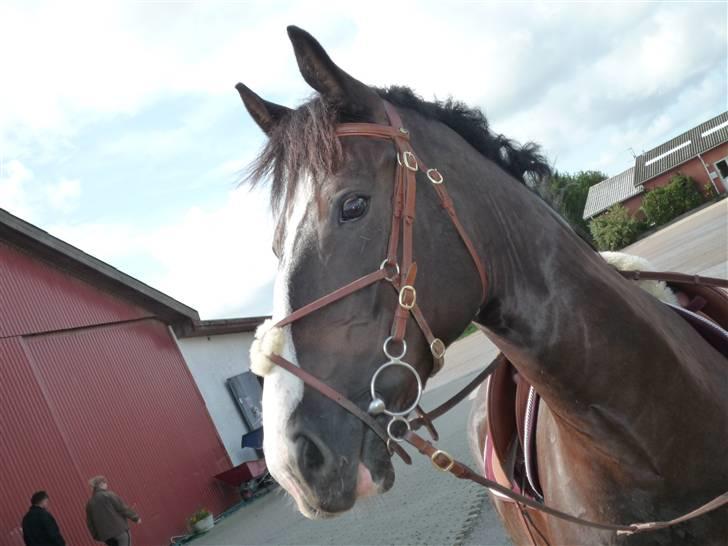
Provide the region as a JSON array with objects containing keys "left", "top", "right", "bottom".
[{"left": 259, "top": 100, "right": 728, "bottom": 537}]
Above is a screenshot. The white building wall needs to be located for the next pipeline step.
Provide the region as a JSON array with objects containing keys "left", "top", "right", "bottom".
[{"left": 175, "top": 331, "right": 255, "bottom": 466}]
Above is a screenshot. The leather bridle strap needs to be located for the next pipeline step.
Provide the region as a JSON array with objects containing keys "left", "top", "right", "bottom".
[
  {"left": 266, "top": 353, "right": 412, "bottom": 464},
  {"left": 409, "top": 353, "right": 506, "bottom": 430},
  {"left": 257, "top": 96, "right": 728, "bottom": 535},
  {"left": 339, "top": 106, "right": 488, "bottom": 305},
  {"left": 403, "top": 430, "right": 728, "bottom": 535},
  {"left": 268, "top": 345, "right": 728, "bottom": 535},
  {"left": 411, "top": 152, "right": 488, "bottom": 304},
  {"left": 263, "top": 100, "right": 481, "bottom": 465},
  {"left": 618, "top": 270, "right": 728, "bottom": 289},
  {"left": 275, "top": 269, "right": 387, "bottom": 328}
]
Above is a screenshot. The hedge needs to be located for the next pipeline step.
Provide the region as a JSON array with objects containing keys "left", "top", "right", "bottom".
[
  {"left": 589, "top": 204, "right": 642, "bottom": 251},
  {"left": 588, "top": 174, "right": 708, "bottom": 251},
  {"left": 640, "top": 173, "right": 704, "bottom": 227}
]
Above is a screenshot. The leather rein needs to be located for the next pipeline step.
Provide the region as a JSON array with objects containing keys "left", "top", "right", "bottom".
[{"left": 261, "top": 100, "right": 728, "bottom": 537}]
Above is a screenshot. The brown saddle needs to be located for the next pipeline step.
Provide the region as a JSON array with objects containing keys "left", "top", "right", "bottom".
[
  {"left": 667, "top": 281, "right": 728, "bottom": 357},
  {"left": 484, "top": 280, "right": 728, "bottom": 501}
]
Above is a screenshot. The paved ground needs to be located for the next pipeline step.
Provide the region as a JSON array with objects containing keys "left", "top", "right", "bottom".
[
  {"left": 624, "top": 199, "right": 727, "bottom": 278},
  {"left": 192, "top": 200, "right": 726, "bottom": 546}
]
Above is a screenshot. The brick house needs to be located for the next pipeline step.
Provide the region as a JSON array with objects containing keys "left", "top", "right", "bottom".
[{"left": 583, "top": 111, "right": 728, "bottom": 221}]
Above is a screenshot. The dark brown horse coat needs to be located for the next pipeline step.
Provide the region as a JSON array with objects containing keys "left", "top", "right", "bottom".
[{"left": 237, "top": 26, "right": 728, "bottom": 545}]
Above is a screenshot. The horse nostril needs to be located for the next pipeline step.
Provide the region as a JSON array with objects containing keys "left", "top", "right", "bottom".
[{"left": 295, "top": 433, "right": 329, "bottom": 474}]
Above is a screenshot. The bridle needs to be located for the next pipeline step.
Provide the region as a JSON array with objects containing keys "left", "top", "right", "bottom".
[
  {"left": 257, "top": 99, "right": 728, "bottom": 537},
  {"left": 266, "top": 100, "right": 487, "bottom": 463}
]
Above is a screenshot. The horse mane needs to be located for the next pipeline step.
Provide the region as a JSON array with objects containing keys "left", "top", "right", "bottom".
[{"left": 246, "top": 85, "right": 551, "bottom": 212}]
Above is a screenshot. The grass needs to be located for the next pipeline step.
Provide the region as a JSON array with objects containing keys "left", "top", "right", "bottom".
[{"left": 457, "top": 323, "right": 478, "bottom": 339}]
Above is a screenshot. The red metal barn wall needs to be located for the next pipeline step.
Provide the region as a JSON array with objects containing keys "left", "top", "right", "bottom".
[{"left": 0, "top": 241, "right": 236, "bottom": 546}]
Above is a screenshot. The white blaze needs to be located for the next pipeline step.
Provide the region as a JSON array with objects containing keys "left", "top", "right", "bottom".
[{"left": 261, "top": 180, "right": 311, "bottom": 499}]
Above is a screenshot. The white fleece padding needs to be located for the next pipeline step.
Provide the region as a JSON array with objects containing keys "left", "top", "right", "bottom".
[
  {"left": 600, "top": 251, "right": 679, "bottom": 305},
  {"left": 249, "top": 319, "right": 285, "bottom": 376}
]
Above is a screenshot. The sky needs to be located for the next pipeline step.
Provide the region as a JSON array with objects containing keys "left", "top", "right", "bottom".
[{"left": 0, "top": 1, "right": 725, "bottom": 319}]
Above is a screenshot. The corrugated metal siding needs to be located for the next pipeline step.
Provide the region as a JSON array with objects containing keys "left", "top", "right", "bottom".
[
  {"left": 0, "top": 241, "right": 152, "bottom": 338},
  {"left": 1, "top": 320, "right": 237, "bottom": 546},
  {"left": 0, "top": 337, "right": 89, "bottom": 546},
  {"left": 635, "top": 111, "right": 728, "bottom": 185}
]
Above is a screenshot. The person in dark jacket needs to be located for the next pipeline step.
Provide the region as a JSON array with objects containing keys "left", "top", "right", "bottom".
[
  {"left": 85, "top": 476, "right": 141, "bottom": 546},
  {"left": 22, "top": 491, "right": 66, "bottom": 546}
]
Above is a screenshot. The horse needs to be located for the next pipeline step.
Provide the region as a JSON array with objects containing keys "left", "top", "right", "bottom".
[{"left": 236, "top": 26, "right": 728, "bottom": 545}]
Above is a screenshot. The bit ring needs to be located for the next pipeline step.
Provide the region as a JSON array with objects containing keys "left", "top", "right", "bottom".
[
  {"left": 379, "top": 259, "right": 400, "bottom": 282},
  {"left": 382, "top": 336, "right": 407, "bottom": 361},
  {"left": 387, "top": 416, "right": 411, "bottom": 443},
  {"left": 370, "top": 358, "right": 423, "bottom": 418}
]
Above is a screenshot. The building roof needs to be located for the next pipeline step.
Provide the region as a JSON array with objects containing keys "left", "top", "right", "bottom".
[
  {"left": 582, "top": 167, "right": 644, "bottom": 219},
  {"left": 177, "top": 316, "right": 269, "bottom": 338},
  {"left": 0, "top": 208, "right": 200, "bottom": 324},
  {"left": 634, "top": 111, "right": 728, "bottom": 186}
]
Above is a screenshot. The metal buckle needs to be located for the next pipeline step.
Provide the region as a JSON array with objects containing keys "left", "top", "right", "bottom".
[
  {"left": 379, "top": 259, "right": 400, "bottom": 282},
  {"left": 430, "top": 338, "right": 446, "bottom": 359},
  {"left": 426, "top": 168, "right": 444, "bottom": 184},
  {"left": 398, "top": 127, "right": 409, "bottom": 135},
  {"left": 397, "top": 151, "right": 418, "bottom": 172},
  {"left": 430, "top": 449, "right": 455, "bottom": 472},
  {"left": 398, "top": 285, "right": 416, "bottom": 309}
]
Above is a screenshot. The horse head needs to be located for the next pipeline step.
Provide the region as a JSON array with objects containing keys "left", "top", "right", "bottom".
[{"left": 236, "top": 26, "right": 541, "bottom": 519}]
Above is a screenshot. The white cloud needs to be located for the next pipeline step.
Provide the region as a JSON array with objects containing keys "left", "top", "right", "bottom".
[
  {"left": 0, "top": 2, "right": 341, "bottom": 152},
  {"left": 48, "top": 185, "right": 277, "bottom": 319},
  {"left": 2, "top": 2, "right": 724, "bottom": 169},
  {"left": 0, "top": 159, "right": 81, "bottom": 221},
  {"left": 0, "top": 159, "right": 34, "bottom": 220},
  {"left": 45, "top": 178, "right": 81, "bottom": 212},
  {"left": 1, "top": 1, "right": 725, "bottom": 318}
]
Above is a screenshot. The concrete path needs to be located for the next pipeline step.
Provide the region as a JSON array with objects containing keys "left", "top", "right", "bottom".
[{"left": 624, "top": 199, "right": 727, "bottom": 278}]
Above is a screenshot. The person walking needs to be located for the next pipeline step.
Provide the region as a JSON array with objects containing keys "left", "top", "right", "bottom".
[
  {"left": 22, "top": 491, "right": 66, "bottom": 546},
  {"left": 85, "top": 476, "right": 141, "bottom": 546}
]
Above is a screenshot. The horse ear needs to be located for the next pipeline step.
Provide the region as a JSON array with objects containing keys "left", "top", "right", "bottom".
[
  {"left": 286, "top": 26, "right": 382, "bottom": 115},
  {"left": 235, "top": 82, "right": 292, "bottom": 135}
]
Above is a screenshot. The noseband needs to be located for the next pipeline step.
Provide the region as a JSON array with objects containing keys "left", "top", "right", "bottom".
[{"left": 258, "top": 100, "right": 728, "bottom": 536}]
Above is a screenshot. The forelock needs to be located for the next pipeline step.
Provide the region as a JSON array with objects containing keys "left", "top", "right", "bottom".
[{"left": 245, "top": 97, "right": 343, "bottom": 214}]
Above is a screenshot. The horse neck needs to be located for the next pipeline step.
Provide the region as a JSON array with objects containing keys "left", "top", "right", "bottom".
[{"left": 446, "top": 151, "right": 725, "bottom": 467}]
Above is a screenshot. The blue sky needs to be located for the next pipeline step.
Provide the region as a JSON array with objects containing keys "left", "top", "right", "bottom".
[{"left": 1, "top": 1, "right": 725, "bottom": 318}]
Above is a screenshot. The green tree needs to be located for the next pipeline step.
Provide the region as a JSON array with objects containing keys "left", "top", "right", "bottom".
[{"left": 542, "top": 170, "right": 607, "bottom": 239}]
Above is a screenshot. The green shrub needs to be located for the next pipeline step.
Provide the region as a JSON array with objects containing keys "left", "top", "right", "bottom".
[
  {"left": 589, "top": 204, "right": 642, "bottom": 250},
  {"left": 704, "top": 182, "right": 717, "bottom": 200},
  {"left": 640, "top": 174, "right": 704, "bottom": 226},
  {"left": 188, "top": 508, "right": 211, "bottom": 526}
]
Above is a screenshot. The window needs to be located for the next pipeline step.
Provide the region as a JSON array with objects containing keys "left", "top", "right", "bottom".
[{"left": 715, "top": 159, "right": 728, "bottom": 180}]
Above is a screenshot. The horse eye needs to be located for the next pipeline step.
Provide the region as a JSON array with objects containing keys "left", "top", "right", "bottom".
[{"left": 340, "top": 195, "right": 369, "bottom": 222}]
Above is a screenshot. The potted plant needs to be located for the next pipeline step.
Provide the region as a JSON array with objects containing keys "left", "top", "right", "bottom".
[{"left": 188, "top": 508, "right": 214, "bottom": 534}]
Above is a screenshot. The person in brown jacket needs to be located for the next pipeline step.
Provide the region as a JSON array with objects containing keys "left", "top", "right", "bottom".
[{"left": 85, "top": 476, "right": 141, "bottom": 546}]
